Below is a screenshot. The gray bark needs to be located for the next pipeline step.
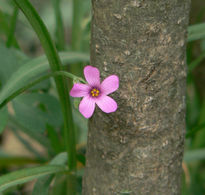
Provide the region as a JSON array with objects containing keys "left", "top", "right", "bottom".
[{"left": 83, "top": 0, "right": 191, "bottom": 194}]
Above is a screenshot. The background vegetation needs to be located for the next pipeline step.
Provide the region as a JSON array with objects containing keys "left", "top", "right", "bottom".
[{"left": 0, "top": 0, "right": 204, "bottom": 194}]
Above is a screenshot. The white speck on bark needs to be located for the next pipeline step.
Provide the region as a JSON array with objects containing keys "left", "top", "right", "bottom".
[
  {"left": 104, "top": 67, "right": 108, "bottom": 71},
  {"left": 162, "top": 140, "right": 169, "bottom": 147},
  {"left": 103, "top": 61, "right": 108, "bottom": 66},
  {"left": 120, "top": 136, "right": 126, "bottom": 144},
  {"left": 124, "top": 50, "right": 131, "bottom": 56},
  {"left": 177, "top": 18, "right": 184, "bottom": 24},
  {"left": 144, "top": 96, "right": 153, "bottom": 103},
  {"left": 179, "top": 40, "right": 185, "bottom": 47},
  {"left": 113, "top": 13, "right": 122, "bottom": 20},
  {"left": 95, "top": 44, "right": 100, "bottom": 53},
  {"left": 92, "top": 188, "right": 96, "bottom": 192},
  {"left": 131, "top": 0, "right": 141, "bottom": 7},
  {"left": 130, "top": 172, "right": 144, "bottom": 178}
]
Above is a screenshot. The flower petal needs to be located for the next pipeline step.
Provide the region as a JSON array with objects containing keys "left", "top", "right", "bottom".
[
  {"left": 79, "top": 96, "right": 96, "bottom": 118},
  {"left": 84, "top": 65, "right": 100, "bottom": 86},
  {"left": 101, "top": 75, "right": 119, "bottom": 95},
  {"left": 70, "top": 83, "right": 90, "bottom": 97},
  {"left": 96, "top": 95, "right": 117, "bottom": 113}
]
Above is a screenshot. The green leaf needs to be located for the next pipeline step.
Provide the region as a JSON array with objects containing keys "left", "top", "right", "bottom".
[
  {"left": 186, "top": 79, "right": 201, "bottom": 130},
  {"left": 0, "top": 9, "right": 19, "bottom": 48},
  {"left": 0, "top": 106, "right": 8, "bottom": 134},
  {"left": 46, "top": 124, "right": 63, "bottom": 153},
  {"left": 184, "top": 149, "right": 205, "bottom": 162},
  {"left": 0, "top": 9, "right": 9, "bottom": 36},
  {"left": 71, "top": 0, "right": 91, "bottom": 51},
  {"left": 46, "top": 153, "right": 84, "bottom": 195},
  {"left": 32, "top": 153, "right": 67, "bottom": 195},
  {"left": 0, "top": 44, "right": 25, "bottom": 87},
  {"left": 52, "top": 0, "right": 65, "bottom": 50},
  {"left": 49, "top": 152, "right": 67, "bottom": 165},
  {"left": 32, "top": 176, "right": 54, "bottom": 195},
  {"left": 0, "top": 165, "right": 67, "bottom": 192},
  {"left": 191, "top": 100, "right": 205, "bottom": 149},
  {"left": 32, "top": 153, "right": 85, "bottom": 195},
  {"left": 188, "top": 50, "right": 205, "bottom": 73},
  {"left": 186, "top": 122, "right": 205, "bottom": 138},
  {"left": 0, "top": 155, "right": 45, "bottom": 167},
  {"left": 0, "top": 52, "right": 89, "bottom": 106},
  {"left": 12, "top": 93, "right": 63, "bottom": 133},
  {"left": 188, "top": 23, "right": 205, "bottom": 42},
  {"left": 6, "top": 6, "right": 19, "bottom": 48}
]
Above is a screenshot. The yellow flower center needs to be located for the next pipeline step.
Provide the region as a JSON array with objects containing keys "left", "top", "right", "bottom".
[{"left": 90, "top": 88, "right": 100, "bottom": 97}]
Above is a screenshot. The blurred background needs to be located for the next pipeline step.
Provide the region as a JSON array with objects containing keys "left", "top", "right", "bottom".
[{"left": 0, "top": 0, "right": 204, "bottom": 194}]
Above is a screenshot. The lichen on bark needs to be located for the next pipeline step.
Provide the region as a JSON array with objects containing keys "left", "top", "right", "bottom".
[{"left": 83, "top": 0, "right": 191, "bottom": 194}]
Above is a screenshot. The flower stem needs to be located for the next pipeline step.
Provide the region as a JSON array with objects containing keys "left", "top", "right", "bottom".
[{"left": 13, "top": 0, "right": 77, "bottom": 176}]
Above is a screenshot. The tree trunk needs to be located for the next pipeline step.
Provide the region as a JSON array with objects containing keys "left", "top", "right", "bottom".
[{"left": 83, "top": 0, "right": 191, "bottom": 194}]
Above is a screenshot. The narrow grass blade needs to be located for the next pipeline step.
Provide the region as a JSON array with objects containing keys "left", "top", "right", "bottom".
[
  {"left": 188, "top": 23, "right": 205, "bottom": 42},
  {"left": 0, "top": 165, "right": 67, "bottom": 192},
  {"left": 6, "top": 6, "right": 19, "bottom": 48},
  {"left": 184, "top": 149, "right": 205, "bottom": 162}
]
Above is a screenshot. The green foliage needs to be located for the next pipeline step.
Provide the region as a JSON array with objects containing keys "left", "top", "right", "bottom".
[
  {"left": 184, "top": 10, "right": 205, "bottom": 195},
  {"left": 188, "top": 23, "right": 205, "bottom": 42},
  {"left": 0, "top": 51, "right": 88, "bottom": 106},
  {"left": 0, "top": 165, "right": 67, "bottom": 192},
  {"left": 184, "top": 149, "right": 205, "bottom": 162},
  {"left": 0, "top": 0, "right": 90, "bottom": 193},
  {"left": 12, "top": 93, "right": 62, "bottom": 133},
  {"left": 0, "top": 44, "right": 26, "bottom": 87},
  {"left": 32, "top": 152, "right": 67, "bottom": 195},
  {"left": 32, "top": 176, "right": 54, "bottom": 195}
]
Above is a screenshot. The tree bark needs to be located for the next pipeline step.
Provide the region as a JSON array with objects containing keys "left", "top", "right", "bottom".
[{"left": 83, "top": 0, "right": 191, "bottom": 194}]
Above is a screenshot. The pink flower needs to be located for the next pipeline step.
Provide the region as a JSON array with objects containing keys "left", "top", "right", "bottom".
[{"left": 70, "top": 65, "right": 119, "bottom": 118}]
